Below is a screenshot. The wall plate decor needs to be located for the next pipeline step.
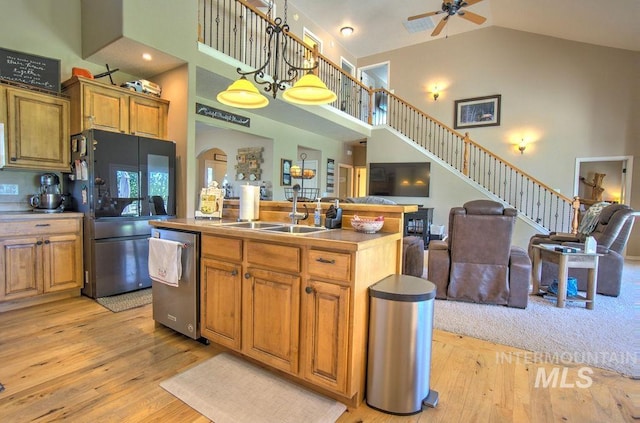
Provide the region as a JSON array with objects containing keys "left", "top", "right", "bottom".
[{"left": 454, "top": 94, "right": 501, "bottom": 129}]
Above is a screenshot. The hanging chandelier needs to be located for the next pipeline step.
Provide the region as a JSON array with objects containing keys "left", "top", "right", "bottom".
[{"left": 217, "top": 0, "right": 337, "bottom": 109}]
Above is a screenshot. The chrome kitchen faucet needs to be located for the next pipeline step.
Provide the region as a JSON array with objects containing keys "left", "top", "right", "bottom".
[{"left": 289, "top": 184, "right": 309, "bottom": 224}]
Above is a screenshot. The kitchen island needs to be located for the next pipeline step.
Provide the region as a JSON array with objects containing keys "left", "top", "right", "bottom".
[{"left": 149, "top": 204, "right": 411, "bottom": 408}]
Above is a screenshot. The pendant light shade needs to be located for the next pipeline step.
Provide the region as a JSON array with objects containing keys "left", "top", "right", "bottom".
[
  {"left": 282, "top": 72, "right": 337, "bottom": 105},
  {"left": 216, "top": 76, "right": 269, "bottom": 109}
]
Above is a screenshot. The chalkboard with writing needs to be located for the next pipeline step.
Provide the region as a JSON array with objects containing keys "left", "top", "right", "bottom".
[{"left": 0, "top": 48, "right": 61, "bottom": 92}]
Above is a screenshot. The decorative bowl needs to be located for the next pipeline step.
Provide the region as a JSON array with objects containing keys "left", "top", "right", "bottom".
[{"left": 351, "top": 215, "right": 384, "bottom": 233}]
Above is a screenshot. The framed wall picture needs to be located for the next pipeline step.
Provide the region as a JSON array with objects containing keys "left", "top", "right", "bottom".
[
  {"left": 281, "top": 159, "right": 292, "bottom": 186},
  {"left": 454, "top": 94, "right": 501, "bottom": 129},
  {"left": 326, "top": 158, "right": 335, "bottom": 193}
]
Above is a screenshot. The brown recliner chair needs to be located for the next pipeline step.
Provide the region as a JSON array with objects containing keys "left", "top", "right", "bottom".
[
  {"left": 427, "top": 200, "right": 531, "bottom": 308},
  {"left": 528, "top": 203, "right": 635, "bottom": 296},
  {"left": 402, "top": 236, "right": 424, "bottom": 277}
]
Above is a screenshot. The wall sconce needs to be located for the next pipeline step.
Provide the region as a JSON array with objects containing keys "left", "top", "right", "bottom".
[
  {"left": 432, "top": 85, "right": 440, "bottom": 101},
  {"left": 518, "top": 139, "right": 527, "bottom": 154}
]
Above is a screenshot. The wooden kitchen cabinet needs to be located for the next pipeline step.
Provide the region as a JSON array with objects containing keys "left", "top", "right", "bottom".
[
  {"left": 201, "top": 257, "right": 242, "bottom": 350},
  {"left": 243, "top": 266, "right": 301, "bottom": 374},
  {"left": 200, "top": 235, "right": 243, "bottom": 349},
  {"left": 0, "top": 215, "right": 83, "bottom": 310},
  {"left": 129, "top": 95, "right": 168, "bottom": 139},
  {"left": 243, "top": 241, "right": 301, "bottom": 374},
  {"left": 301, "top": 279, "right": 350, "bottom": 394},
  {"left": 62, "top": 76, "right": 169, "bottom": 139},
  {"left": 1, "top": 85, "right": 70, "bottom": 171},
  {"left": 302, "top": 249, "right": 352, "bottom": 394}
]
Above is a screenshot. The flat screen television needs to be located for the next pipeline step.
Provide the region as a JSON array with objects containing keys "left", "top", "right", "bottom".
[{"left": 368, "top": 162, "right": 431, "bottom": 197}]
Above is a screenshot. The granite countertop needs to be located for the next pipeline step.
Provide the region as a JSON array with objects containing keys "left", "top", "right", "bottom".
[
  {"left": 0, "top": 211, "right": 84, "bottom": 220},
  {"left": 150, "top": 218, "right": 402, "bottom": 251}
]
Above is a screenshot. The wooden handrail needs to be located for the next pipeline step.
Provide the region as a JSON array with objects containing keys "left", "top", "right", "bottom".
[
  {"left": 199, "top": 0, "right": 578, "bottom": 233},
  {"left": 240, "top": 0, "right": 369, "bottom": 94},
  {"left": 372, "top": 87, "right": 575, "bottom": 206}
]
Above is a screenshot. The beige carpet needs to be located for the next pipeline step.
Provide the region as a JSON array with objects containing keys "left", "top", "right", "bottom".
[
  {"left": 160, "top": 353, "right": 347, "bottom": 423},
  {"left": 429, "top": 259, "right": 639, "bottom": 377},
  {"left": 95, "top": 288, "right": 152, "bottom": 313}
]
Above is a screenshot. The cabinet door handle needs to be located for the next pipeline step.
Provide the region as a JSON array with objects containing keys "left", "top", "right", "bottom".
[
  {"left": 230, "top": 269, "right": 238, "bottom": 276},
  {"left": 44, "top": 240, "right": 50, "bottom": 244},
  {"left": 35, "top": 223, "right": 51, "bottom": 227},
  {"left": 244, "top": 272, "right": 251, "bottom": 279},
  {"left": 10, "top": 157, "right": 17, "bottom": 162},
  {"left": 36, "top": 240, "right": 43, "bottom": 245},
  {"left": 316, "top": 258, "right": 336, "bottom": 264},
  {"left": 305, "top": 286, "right": 314, "bottom": 294}
]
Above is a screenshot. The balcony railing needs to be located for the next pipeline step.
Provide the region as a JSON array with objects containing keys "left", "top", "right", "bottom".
[
  {"left": 198, "top": 0, "right": 577, "bottom": 233},
  {"left": 198, "top": 0, "right": 371, "bottom": 121}
]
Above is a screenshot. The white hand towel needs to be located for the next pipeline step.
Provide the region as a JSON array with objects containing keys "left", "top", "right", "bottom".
[{"left": 148, "top": 237, "right": 183, "bottom": 286}]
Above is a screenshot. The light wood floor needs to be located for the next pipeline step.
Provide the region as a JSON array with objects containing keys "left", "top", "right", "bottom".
[{"left": 0, "top": 296, "right": 635, "bottom": 422}]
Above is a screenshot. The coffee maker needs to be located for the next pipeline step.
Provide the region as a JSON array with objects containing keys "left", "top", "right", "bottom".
[{"left": 30, "top": 173, "right": 64, "bottom": 212}]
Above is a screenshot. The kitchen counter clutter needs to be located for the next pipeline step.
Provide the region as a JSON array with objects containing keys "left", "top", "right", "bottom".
[
  {"left": 0, "top": 212, "right": 84, "bottom": 312},
  {"left": 149, "top": 206, "right": 408, "bottom": 408}
]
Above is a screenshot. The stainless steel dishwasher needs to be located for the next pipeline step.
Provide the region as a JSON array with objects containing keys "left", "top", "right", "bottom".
[{"left": 150, "top": 227, "right": 205, "bottom": 342}]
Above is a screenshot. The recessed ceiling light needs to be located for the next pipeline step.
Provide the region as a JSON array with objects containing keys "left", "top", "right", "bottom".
[
  {"left": 142, "top": 53, "right": 152, "bottom": 61},
  {"left": 340, "top": 26, "right": 354, "bottom": 37}
]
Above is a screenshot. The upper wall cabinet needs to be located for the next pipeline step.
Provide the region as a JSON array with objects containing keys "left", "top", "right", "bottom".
[
  {"left": 62, "top": 76, "right": 169, "bottom": 139},
  {"left": 0, "top": 85, "right": 70, "bottom": 172}
]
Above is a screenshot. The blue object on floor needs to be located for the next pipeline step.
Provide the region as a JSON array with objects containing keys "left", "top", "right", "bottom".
[{"left": 548, "top": 277, "right": 578, "bottom": 297}]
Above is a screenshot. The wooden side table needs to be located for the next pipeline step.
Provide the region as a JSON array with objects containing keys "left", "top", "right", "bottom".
[{"left": 531, "top": 245, "right": 600, "bottom": 309}]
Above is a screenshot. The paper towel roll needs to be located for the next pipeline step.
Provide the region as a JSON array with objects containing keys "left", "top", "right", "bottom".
[
  {"left": 239, "top": 185, "right": 256, "bottom": 221},
  {"left": 253, "top": 185, "right": 260, "bottom": 219}
]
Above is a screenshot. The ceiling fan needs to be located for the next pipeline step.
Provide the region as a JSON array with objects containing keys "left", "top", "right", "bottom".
[{"left": 408, "top": 0, "right": 487, "bottom": 37}]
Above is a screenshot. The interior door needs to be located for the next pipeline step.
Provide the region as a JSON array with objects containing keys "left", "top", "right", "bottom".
[{"left": 338, "top": 164, "right": 354, "bottom": 198}]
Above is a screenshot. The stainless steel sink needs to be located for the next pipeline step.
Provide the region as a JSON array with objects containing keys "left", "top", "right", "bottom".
[
  {"left": 224, "top": 221, "right": 284, "bottom": 229},
  {"left": 261, "top": 225, "right": 327, "bottom": 234}
]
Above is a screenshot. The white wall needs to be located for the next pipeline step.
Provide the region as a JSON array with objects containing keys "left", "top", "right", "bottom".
[
  {"left": 368, "top": 127, "right": 540, "bottom": 249},
  {"left": 359, "top": 26, "right": 639, "bottom": 255}
]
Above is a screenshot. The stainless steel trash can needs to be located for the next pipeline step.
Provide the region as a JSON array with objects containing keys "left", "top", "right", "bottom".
[{"left": 366, "top": 274, "right": 438, "bottom": 415}]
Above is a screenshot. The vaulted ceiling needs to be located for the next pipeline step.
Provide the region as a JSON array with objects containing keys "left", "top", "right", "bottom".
[{"left": 289, "top": 0, "right": 640, "bottom": 57}]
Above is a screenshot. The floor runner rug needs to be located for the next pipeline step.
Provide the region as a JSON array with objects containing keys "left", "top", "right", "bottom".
[
  {"left": 96, "top": 288, "right": 152, "bottom": 313},
  {"left": 160, "top": 352, "right": 347, "bottom": 423}
]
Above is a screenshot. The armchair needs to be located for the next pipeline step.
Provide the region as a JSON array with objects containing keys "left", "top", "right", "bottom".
[
  {"left": 427, "top": 200, "right": 531, "bottom": 308},
  {"left": 528, "top": 203, "right": 635, "bottom": 296}
]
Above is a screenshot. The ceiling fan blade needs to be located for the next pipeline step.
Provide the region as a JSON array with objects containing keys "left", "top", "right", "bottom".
[
  {"left": 408, "top": 11, "right": 440, "bottom": 21},
  {"left": 459, "top": 10, "right": 487, "bottom": 25},
  {"left": 431, "top": 16, "right": 449, "bottom": 36}
]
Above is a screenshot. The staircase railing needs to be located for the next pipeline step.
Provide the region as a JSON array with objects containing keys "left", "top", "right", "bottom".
[
  {"left": 373, "top": 89, "right": 578, "bottom": 232},
  {"left": 198, "top": 0, "right": 371, "bottom": 121},
  {"left": 198, "top": 0, "right": 577, "bottom": 233}
]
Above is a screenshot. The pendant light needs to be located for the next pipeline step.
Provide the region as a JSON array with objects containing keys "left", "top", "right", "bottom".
[
  {"left": 217, "top": 76, "right": 269, "bottom": 109},
  {"left": 216, "top": 0, "right": 336, "bottom": 109}
]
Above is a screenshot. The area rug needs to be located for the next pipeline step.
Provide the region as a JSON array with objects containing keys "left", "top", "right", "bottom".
[
  {"left": 433, "top": 266, "right": 639, "bottom": 377},
  {"left": 96, "top": 288, "right": 152, "bottom": 313},
  {"left": 160, "top": 353, "right": 346, "bottom": 423}
]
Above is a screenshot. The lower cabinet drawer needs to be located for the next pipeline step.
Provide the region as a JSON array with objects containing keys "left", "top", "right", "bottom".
[
  {"left": 0, "top": 219, "right": 80, "bottom": 237},
  {"left": 247, "top": 242, "right": 300, "bottom": 273},
  {"left": 307, "top": 250, "right": 351, "bottom": 282},
  {"left": 202, "top": 235, "right": 243, "bottom": 261}
]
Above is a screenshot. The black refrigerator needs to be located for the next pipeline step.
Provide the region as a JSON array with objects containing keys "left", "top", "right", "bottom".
[{"left": 67, "top": 129, "right": 176, "bottom": 298}]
